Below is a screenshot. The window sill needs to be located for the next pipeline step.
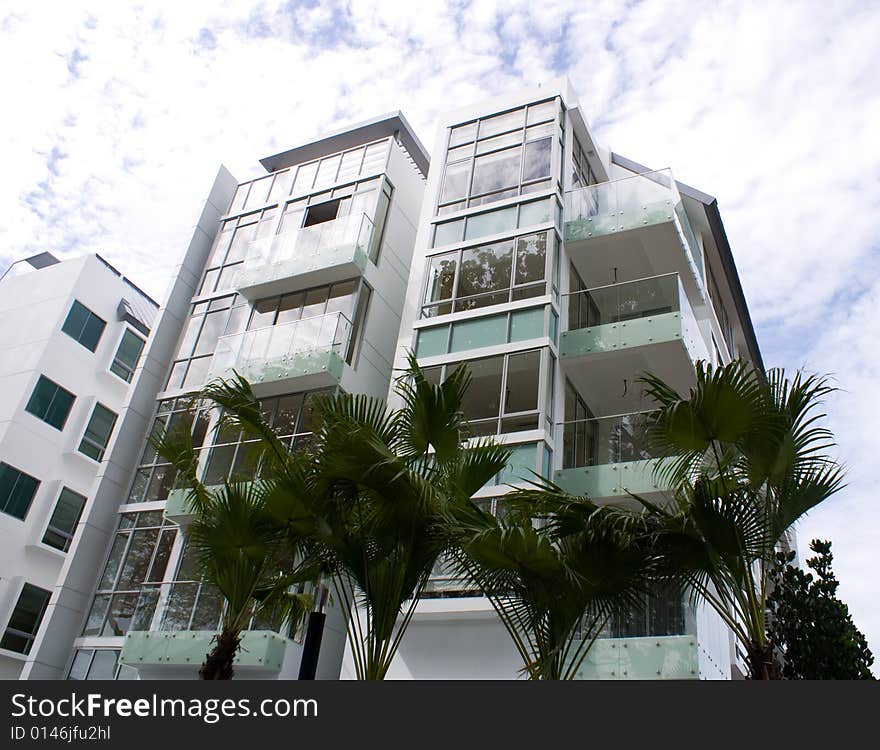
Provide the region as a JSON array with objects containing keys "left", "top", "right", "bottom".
[
  {"left": 26, "top": 542, "right": 68, "bottom": 560},
  {"left": 0, "top": 647, "right": 29, "bottom": 662}
]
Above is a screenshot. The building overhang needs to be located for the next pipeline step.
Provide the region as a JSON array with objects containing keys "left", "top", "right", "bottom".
[{"left": 259, "top": 111, "right": 430, "bottom": 178}]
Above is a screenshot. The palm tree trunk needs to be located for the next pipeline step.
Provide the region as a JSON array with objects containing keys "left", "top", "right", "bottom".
[
  {"left": 200, "top": 629, "right": 241, "bottom": 680},
  {"left": 745, "top": 641, "right": 779, "bottom": 680}
]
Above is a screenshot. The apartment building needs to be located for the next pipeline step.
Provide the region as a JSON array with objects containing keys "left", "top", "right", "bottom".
[
  {"left": 0, "top": 254, "right": 158, "bottom": 679},
  {"left": 11, "top": 80, "right": 763, "bottom": 681},
  {"left": 382, "top": 80, "right": 763, "bottom": 680},
  {"left": 17, "top": 114, "right": 429, "bottom": 680}
]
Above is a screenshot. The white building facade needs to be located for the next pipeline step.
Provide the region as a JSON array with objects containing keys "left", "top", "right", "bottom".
[
  {"left": 382, "top": 80, "right": 763, "bottom": 680},
  {"left": 9, "top": 82, "right": 764, "bottom": 681},
  {"left": 0, "top": 254, "right": 158, "bottom": 679}
]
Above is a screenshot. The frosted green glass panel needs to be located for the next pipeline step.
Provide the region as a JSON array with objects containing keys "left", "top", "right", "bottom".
[
  {"left": 449, "top": 314, "right": 506, "bottom": 353},
  {"left": 416, "top": 325, "right": 450, "bottom": 357},
  {"left": 509, "top": 308, "right": 544, "bottom": 342},
  {"left": 497, "top": 442, "right": 537, "bottom": 485},
  {"left": 433, "top": 219, "right": 464, "bottom": 247},
  {"left": 518, "top": 198, "right": 552, "bottom": 227},
  {"left": 464, "top": 206, "right": 517, "bottom": 240}
]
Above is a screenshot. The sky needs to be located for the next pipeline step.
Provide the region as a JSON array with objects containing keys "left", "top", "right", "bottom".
[{"left": 1, "top": 0, "right": 878, "bottom": 667}]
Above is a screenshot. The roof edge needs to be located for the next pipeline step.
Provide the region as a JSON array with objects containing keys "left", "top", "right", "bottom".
[{"left": 259, "top": 111, "right": 430, "bottom": 177}]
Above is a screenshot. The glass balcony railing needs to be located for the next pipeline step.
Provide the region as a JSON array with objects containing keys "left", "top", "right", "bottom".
[
  {"left": 238, "top": 212, "right": 374, "bottom": 292},
  {"left": 128, "top": 581, "right": 224, "bottom": 633},
  {"left": 566, "top": 273, "right": 681, "bottom": 332},
  {"left": 128, "top": 580, "right": 295, "bottom": 635},
  {"left": 563, "top": 168, "right": 704, "bottom": 280},
  {"left": 207, "top": 311, "right": 352, "bottom": 385},
  {"left": 558, "top": 411, "right": 660, "bottom": 470}
]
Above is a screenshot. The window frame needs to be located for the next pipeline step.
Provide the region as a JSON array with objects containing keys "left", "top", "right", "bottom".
[
  {"left": 0, "top": 462, "right": 40, "bottom": 521},
  {"left": 41, "top": 487, "right": 87, "bottom": 552},
  {"left": 421, "top": 347, "right": 552, "bottom": 437},
  {"left": 24, "top": 375, "right": 76, "bottom": 431},
  {"left": 437, "top": 99, "right": 561, "bottom": 214},
  {"left": 61, "top": 300, "right": 107, "bottom": 353},
  {"left": 78, "top": 403, "right": 118, "bottom": 462},
  {"left": 422, "top": 230, "right": 555, "bottom": 318},
  {"left": 109, "top": 328, "right": 146, "bottom": 383},
  {"left": 1, "top": 582, "right": 51, "bottom": 655}
]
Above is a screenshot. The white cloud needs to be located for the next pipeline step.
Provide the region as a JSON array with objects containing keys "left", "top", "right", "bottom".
[{"left": 1, "top": 0, "right": 878, "bottom": 667}]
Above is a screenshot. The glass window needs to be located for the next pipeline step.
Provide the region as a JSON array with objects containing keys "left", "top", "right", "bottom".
[
  {"left": 167, "top": 296, "right": 246, "bottom": 392},
  {"left": 292, "top": 161, "right": 318, "bottom": 194},
  {"left": 449, "top": 122, "right": 477, "bottom": 147},
  {"left": 42, "top": 487, "right": 87, "bottom": 552},
  {"left": 527, "top": 100, "right": 557, "bottom": 125},
  {"left": 243, "top": 175, "right": 273, "bottom": 210},
  {"left": 439, "top": 101, "right": 558, "bottom": 213},
  {"left": 460, "top": 355, "right": 504, "bottom": 425},
  {"left": 505, "top": 350, "right": 540, "bottom": 413},
  {"left": 434, "top": 219, "right": 465, "bottom": 247},
  {"left": 25, "top": 375, "right": 75, "bottom": 430},
  {"left": 416, "top": 325, "right": 450, "bottom": 358},
  {"left": 361, "top": 141, "right": 389, "bottom": 173},
  {"left": 514, "top": 232, "right": 547, "bottom": 285},
  {"left": 314, "top": 155, "right": 341, "bottom": 188},
  {"left": 510, "top": 308, "right": 544, "bottom": 342},
  {"left": 518, "top": 198, "right": 552, "bottom": 227},
  {"left": 478, "top": 108, "right": 525, "bottom": 139},
  {"left": 61, "top": 300, "right": 106, "bottom": 352},
  {"left": 523, "top": 138, "right": 552, "bottom": 182},
  {"left": 449, "top": 314, "right": 507, "bottom": 353},
  {"left": 458, "top": 240, "right": 513, "bottom": 299},
  {"left": 1, "top": 583, "right": 51, "bottom": 654},
  {"left": 464, "top": 206, "right": 518, "bottom": 241},
  {"left": 471, "top": 147, "right": 522, "bottom": 197},
  {"left": 495, "top": 443, "right": 538, "bottom": 485},
  {"left": 0, "top": 462, "right": 40, "bottom": 520},
  {"left": 84, "top": 512, "right": 176, "bottom": 637},
  {"left": 425, "top": 253, "right": 457, "bottom": 306},
  {"left": 127, "top": 398, "right": 210, "bottom": 503},
  {"left": 476, "top": 131, "right": 523, "bottom": 155},
  {"left": 78, "top": 404, "right": 118, "bottom": 461},
  {"left": 110, "top": 329, "right": 146, "bottom": 383},
  {"left": 441, "top": 160, "right": 471, "bottom": 204},
  {"left": 423, "top": 231, "right": 550, "bottom": 317}
]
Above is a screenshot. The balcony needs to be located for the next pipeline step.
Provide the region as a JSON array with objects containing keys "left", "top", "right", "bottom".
[
  {"left": 560, "top": 273, "right": 709, "bottom": 413},
  {"left": 554, "top": 411, "right": 670, "bottom": 500},
  {"left": 118, "top": 581, "right": 293, "bottom": 677},
  {"left": 563, "top": 169, "right": 705, "bottom": 306},
  {"left": 207, "top": 311, "right": 351, "bottom": 395},
  {"left": 237, "top": 212, "right": 374, "bottom": 301},
  {"left": 574, "top": 635, "right": 699, "bottom": 680}
]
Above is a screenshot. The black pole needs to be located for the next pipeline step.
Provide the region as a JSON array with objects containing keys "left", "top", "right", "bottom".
[
  {"left": 297, "top": 611, "right": 326, "bottom": 680},
  {"left": 298, "top": 584, "right": 329, "bottom": 680}
]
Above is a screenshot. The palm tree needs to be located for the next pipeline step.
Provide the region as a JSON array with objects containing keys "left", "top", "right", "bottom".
[
  {"left": 288, "top": 355, "right": 510, "bottom": 679},
  {"left": 154, "top": 412, "right": 312, "bottom": 680},
  {"left": 159, "top": 357, "right": 509, "bottom": 680},
  {"left": 637, "top": 360, "right": 845, "bottom": 679},
  {"left": 450, "top": 480, "right": 660, "bottom": 680}
]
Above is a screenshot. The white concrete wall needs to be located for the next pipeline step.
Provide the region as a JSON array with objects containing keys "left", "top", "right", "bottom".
[{"left": 0, "top": 255, "right": 158, "bottom": 678}]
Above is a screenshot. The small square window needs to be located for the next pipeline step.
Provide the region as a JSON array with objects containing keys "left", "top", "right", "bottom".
[
  {"left": 25, "top": 375, "right": 75, "bottom": 430},
  {"left": 0, "top": 462, "right": 40, "bottom": 520},
  {"left": 42, "top": 488, "right": 87, "bottom": 552},
  {"left": 78, "top": 404, "right": 118, "bottom": 462},
  {"left": 110, "top": 330, "right": 146, "bottom": 383},
  {"left": 61, "top": 300, "right": 106, "bottom": 352},
  {"left": 1, "top": 583, "right": 51, "bottom": 655}
]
